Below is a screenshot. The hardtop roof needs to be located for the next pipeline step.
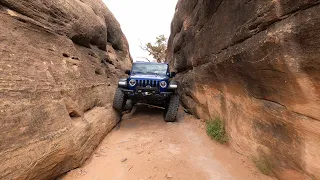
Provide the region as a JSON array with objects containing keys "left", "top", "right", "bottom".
[{"left": 133, "top": 61, "right": 168, "bottom": 65}]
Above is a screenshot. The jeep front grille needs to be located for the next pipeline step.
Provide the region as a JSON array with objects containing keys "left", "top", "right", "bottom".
[{"left": 136, "top": 80, "right": 160, "bottom": 88}]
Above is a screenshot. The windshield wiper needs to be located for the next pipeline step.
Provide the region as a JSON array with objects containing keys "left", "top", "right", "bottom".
[{"left": 132, "top": 71, "right": 146, "bottom": 74}]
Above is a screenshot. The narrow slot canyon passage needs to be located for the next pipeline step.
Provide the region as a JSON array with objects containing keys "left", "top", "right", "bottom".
[
  {"left": 60, "top": 106, "right": 273, "bottom": 180},
  {"left": 1, "top": 0, "right": 319, "bottom": 179}
]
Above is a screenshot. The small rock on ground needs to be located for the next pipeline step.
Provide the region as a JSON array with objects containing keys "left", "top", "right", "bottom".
[{"left": 166, "top": 173, "right": 173, "bottom": 178}]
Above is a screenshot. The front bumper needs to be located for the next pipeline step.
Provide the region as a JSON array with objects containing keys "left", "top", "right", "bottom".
[
  {"left": 122, "top": 89, "right": 172, "bottom": 97},
  {"left": 121, "top": 87, "right": 172, "bottom": 104}
]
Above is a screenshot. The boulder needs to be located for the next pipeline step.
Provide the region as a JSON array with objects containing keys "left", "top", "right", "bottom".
[
  {"left": 0, "top": 0, "right": 131, "bottom": 179},
  {"left": 167, "top": 0, "right": 320, "bottom": 179}
]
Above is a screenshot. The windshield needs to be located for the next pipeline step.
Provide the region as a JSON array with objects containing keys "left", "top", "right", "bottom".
[{"left": 131, "top": 63, "right": 168, "bottom": 76}]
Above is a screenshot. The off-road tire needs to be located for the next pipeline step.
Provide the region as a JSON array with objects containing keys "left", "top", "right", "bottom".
[
  {"left": 164, "top": 94, "right": 180, "bottom": 122},
  {"left": 124, "top": 99, "right": 133, "bottom": 111},
  {"left": 113, "top": 88, "right": 126, "bottom": 113}
]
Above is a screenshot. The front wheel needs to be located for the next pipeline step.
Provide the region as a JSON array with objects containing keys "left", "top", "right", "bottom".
[
  {"left": 164, "top": 94, "right": 180, "bottom": 122},
  {"left": 124, "top": 99, "right": 134, "bottom": 111},
  {"left": 113, "top": 88, "right": 127, "bottom": 113}
]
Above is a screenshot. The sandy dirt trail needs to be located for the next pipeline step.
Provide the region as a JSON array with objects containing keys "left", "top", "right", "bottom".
[{"left": 61, "top": 106, "right": 274, "bottom": 180}]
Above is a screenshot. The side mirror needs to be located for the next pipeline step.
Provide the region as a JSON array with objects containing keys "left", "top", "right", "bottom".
[
  {"left": 170, "top": 72, "right": 177, "bottom": 78},
  {"left": 125, "top": 70, "right": 131, "bottom": 75}
]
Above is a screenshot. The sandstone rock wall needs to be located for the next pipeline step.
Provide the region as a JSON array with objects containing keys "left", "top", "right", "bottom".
[
  {"left": 167, "top": 0, "right": 320, "bottom": 179},
  {"left": 0, "top": 0, "right": 131, "bottom": 179}
]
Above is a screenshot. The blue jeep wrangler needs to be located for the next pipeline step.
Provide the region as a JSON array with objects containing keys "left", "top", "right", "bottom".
[{"left": 113, "top": 62, "right": 179, "bottom": 122}]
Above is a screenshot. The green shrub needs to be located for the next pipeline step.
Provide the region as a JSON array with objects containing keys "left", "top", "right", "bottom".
[
  {"left": 252, "top": 157, "right": 272, "bottom": 175},
  {"left": 206, "top": 117, "right": 228, "bottom": 144}
]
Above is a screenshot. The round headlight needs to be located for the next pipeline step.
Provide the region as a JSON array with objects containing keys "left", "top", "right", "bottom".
[
  {"left": 160, "top": 81, "right": 167, "bottom": 88},
  {"left": 129, "top": 79, "right": 136, "bottom": 86}
]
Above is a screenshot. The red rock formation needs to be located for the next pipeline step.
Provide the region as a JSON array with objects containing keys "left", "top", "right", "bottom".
[
  {"left": 0, "top": 0, "right": 131, "bottom": 179},
  {"left": 167, "top": 0, "right": 320, "bottom": 179}
]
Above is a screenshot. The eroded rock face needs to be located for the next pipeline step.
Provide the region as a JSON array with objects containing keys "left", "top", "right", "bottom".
[
  {"left": 167, "top": 0, "right": 320, "bottom": 179},
  {"left": 0, "top": 0, "right": 131, "bottom": 179}
]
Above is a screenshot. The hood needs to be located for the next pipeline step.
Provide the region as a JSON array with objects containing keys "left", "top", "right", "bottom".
[{"left": 129, "top": 74, "right": 168, "bottom": 80}]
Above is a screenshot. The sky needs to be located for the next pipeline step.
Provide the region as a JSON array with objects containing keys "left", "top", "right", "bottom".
[{"left": 103, "top": 0, "right": 178, "bottom": 62}]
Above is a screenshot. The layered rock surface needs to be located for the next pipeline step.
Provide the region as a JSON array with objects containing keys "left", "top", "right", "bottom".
[
  {"left": 167, "top": 0, "right": 320, "bottom": 179},
  {"left": 0, "top": 0, "right": 131, "bottom": 179}
]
